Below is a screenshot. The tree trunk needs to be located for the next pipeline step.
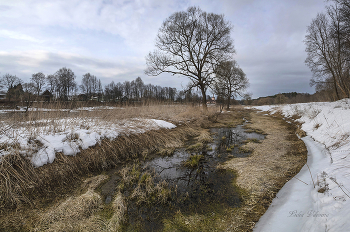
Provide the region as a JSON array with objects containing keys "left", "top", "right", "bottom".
[
  {"left": 227, "top": 90, "right": 232, "bottom": 110},
  {"left": 334, "top": 77, "right": 340, "bottom": 100},
  {"left": 200, "top": 86, "right": 207, "bottom": 110}
]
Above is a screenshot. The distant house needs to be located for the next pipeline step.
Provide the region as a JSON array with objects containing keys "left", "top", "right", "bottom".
[
  {"left": 77, "top": 94, "right": 87, "bottom": 101},
  {"left": 0, "top": 90, "right": 6, "bottom": 100},
  {"left": 41, "top": 90, "right": 53, "bottom": 102},
  {"left": 207, "top": 96, "right": 216, "bottom": 104}
]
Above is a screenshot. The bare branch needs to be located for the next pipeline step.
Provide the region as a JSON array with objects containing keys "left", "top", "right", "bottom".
[{"left": 145, "top": 6, "right": 235, "bottom": 108}]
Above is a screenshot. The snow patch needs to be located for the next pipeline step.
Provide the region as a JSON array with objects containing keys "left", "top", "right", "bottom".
[
  {"left": 0, "top": 116, "right": 176, "bottom": 167},
  {"left": 252, "top": 99, "right": 350, "bottom": 232}
]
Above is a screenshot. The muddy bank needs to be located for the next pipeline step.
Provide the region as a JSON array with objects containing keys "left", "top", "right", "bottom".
[{"left": 217, "top": 111, "right": 307, "bottom": 231}]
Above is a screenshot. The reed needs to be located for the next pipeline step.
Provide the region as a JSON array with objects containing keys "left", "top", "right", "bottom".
[{"left": 0, "top": 102, "right": 219, "bottom": 210}]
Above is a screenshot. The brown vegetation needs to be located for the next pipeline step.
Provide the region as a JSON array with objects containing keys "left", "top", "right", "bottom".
[
  {"left": 0, "top": 103, "right": 219, "bottom": 230},
  {"left": 0, "top": 106, "right": 308, "bottom": 231},
  {"left": 218, "top": 110, "right": 307, "bottom": 231}
]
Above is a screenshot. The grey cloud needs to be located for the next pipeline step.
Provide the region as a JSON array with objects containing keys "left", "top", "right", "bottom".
[
  {"left": 0, "top": 0, "right": 330, "bottom": 98},
  {"left": 0, "top": 51, "right": 187, "bottom": 90}
]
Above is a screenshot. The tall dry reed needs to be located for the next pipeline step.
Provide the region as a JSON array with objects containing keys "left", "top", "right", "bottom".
[{"left": 0, "top": 102, "right": 219, "bottom": 210}]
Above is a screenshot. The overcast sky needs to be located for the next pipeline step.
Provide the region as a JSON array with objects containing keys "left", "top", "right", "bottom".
[{"left": 0, "top": 0, "right": 328, "bottom": 98}]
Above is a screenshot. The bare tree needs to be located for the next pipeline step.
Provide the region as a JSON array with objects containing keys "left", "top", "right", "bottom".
[
  {"left": 46, "top": 74, "right": 56, "bottom": 97},
  {"left": 124, "top": 81, "right": 131, "bottom": 99},
  {"left": 23, "top": 82, "right": 35, "bottom": 110},
  {"left": 145, "top": 6, "right": 235, "bottom": 108},
  {"left": 212, "top": 60, "right": 249, "bottom": 110},
  {"left": 135, "top": 77, "right": 144, "bottom": 99},
  {"left": 31, "top": 72, "right": 46, "bottom": 96},
  {"left": 55, "top": 67, "right": 76, "bottom": 101},
  {"left": 305, "top": 5, "right": 350, "bottom": 99},
  {"left": 332, "top": 0, "right": 350, "bottom": 48},
  {"left": 243, "top": 92, "right": 253, "bottom": 105},
  {"left": 1, "top": 73, "right": 21, "bottom": 90},
  {"left": 97, "top": 79, "right": 102, "bottom": 101},
  {"left": 80, "top": 73, "right": 99, "bottom": 100}
]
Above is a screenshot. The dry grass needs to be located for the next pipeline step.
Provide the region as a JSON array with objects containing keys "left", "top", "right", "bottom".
[
  {"left": 217, "top": 110, "right": 307, "bottom": 231},
  {"left": 34, "top": 189, "right": 103, "bottom": 231},
  {"left": 107, "top": 192, "right": 127, "bottom": 231},
  {"left": 210, "top": 105, "right": 251, "bottom": 128},
  {"left": 117, "top": 164, "right": 172, "bottom": 207},
  {"left": 31, "top": 174, "right": 127, "bottom": 232},
  {"left": 0, "top": 174, "right": 126, "bottom": 232},
  {"left": 195, "top": 129, "right": 213, "bottom": 143},
  {"left": 0, "top": 151, "right": 38, "bottom": 208},
  {"left": 0, "top": 101, "right": 217, "bottom": 126},
  {"left": 0, "top": 103, "right": 215, "bottom": 211},
  {"left": 0, "top": 103, "right": 222, "bottom": 232}
]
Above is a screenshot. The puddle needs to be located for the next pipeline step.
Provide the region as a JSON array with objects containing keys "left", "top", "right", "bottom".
[{"left": 102, "top": 125, "right": 265, "bottom": 231}]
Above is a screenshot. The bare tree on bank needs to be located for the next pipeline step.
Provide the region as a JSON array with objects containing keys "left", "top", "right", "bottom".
[
  {"left": 305, "top": 4, "right": 350, "bottom": 99},
  {"left": 212, "top": 60, "right": 249, "bottom": 110},
  {"left": 145, "top": 6, "right": 235, "bottom": 109},
  {"left": 332, "top": 0, "right": 350, "bottom": 46},
  {"left": 31, "top": 72, "right": 46, "bottom": 96}
]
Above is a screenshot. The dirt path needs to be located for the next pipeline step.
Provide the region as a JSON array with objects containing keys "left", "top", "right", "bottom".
[{"left": 218, "top": 110, "right": 307, "bottom": 231}]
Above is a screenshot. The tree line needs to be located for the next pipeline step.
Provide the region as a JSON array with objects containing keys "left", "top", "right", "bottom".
[
  {"left": 0, "top": 69, "right": 206, "bottom": 104},
  {"left": 305, "top": 0, "right": 350, "bottom": 100},
  {"left": 247, "top": 91, "right": 332, "bottom": 106}
]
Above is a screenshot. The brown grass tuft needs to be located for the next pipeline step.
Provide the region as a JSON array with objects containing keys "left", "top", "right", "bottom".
[
  {"left": 0, "top": 152, "right": 38, "bottom": 209},
  {"left": 34, "top": 189, "right": 103, "bottom": 231}
]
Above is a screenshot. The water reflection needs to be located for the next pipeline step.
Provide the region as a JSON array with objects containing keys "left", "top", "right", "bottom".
[
  {"left": 108, "top": 125, "right": 265, "bottom": 231},
  {"left": 146, "top": 125, "right": 265, "bottom": 189}
]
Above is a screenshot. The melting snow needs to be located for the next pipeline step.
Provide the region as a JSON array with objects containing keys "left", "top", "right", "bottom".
[
  {"left": 0, "top": 114, "right": 176, "bottom": 167},
  {"left": 252, "top": 99, "right": 350, "bottom": 232}
]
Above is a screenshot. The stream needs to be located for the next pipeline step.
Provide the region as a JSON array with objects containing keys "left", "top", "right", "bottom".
[{"left": 101, "top": 125, "right": 265, "bottom": 231}]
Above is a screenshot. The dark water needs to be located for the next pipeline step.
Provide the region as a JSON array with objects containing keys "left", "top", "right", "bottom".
[
  {"left": 102, "top": 125, "right": 265, "bottom": 231},
  {"left": 147, "top": 125, "right": 265, "bottom": 185}
]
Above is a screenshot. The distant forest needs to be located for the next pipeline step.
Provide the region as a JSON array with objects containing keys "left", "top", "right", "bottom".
[
  {"left": 243, "top": 91, "right": 331, "bottom": 106},
  {"left": 0, "top": 67, "right": 336, "bottom": 107},
  {"left": 0, "top": 68, "right": 209, "bottom": 105}
]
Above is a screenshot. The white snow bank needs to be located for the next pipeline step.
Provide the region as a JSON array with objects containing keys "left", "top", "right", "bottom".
[
  {"left": 252, "top": 99, "right": 350, "bottom": 232},
  {"left": 149, "top": 119, "right": 176, "bottom": 129},
  {"left": 0, "top": 117, "right": 176, "bottom": 167}
]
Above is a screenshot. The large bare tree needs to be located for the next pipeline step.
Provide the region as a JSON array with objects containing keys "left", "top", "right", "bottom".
[
  {"left": 212, "top": 60, "right": 249, "bottom": 110},
  {"left": 145, "top": 6, "right": 235, "bottom": 108},
  {"left": 305, "top": 4, "right": 350, "bottom": 99}
]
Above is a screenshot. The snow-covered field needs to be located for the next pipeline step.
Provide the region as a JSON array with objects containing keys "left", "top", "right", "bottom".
[
  {"left": 0, "top": 106, "right": 176, "bottom": 167},
  {"left": 252, "top": 99, "right": 350, "bottom": 232}
]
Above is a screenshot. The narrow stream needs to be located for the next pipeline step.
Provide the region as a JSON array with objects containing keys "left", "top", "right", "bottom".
[{"left": 101, "top": 125, "right": 265, "bottom": 231}]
